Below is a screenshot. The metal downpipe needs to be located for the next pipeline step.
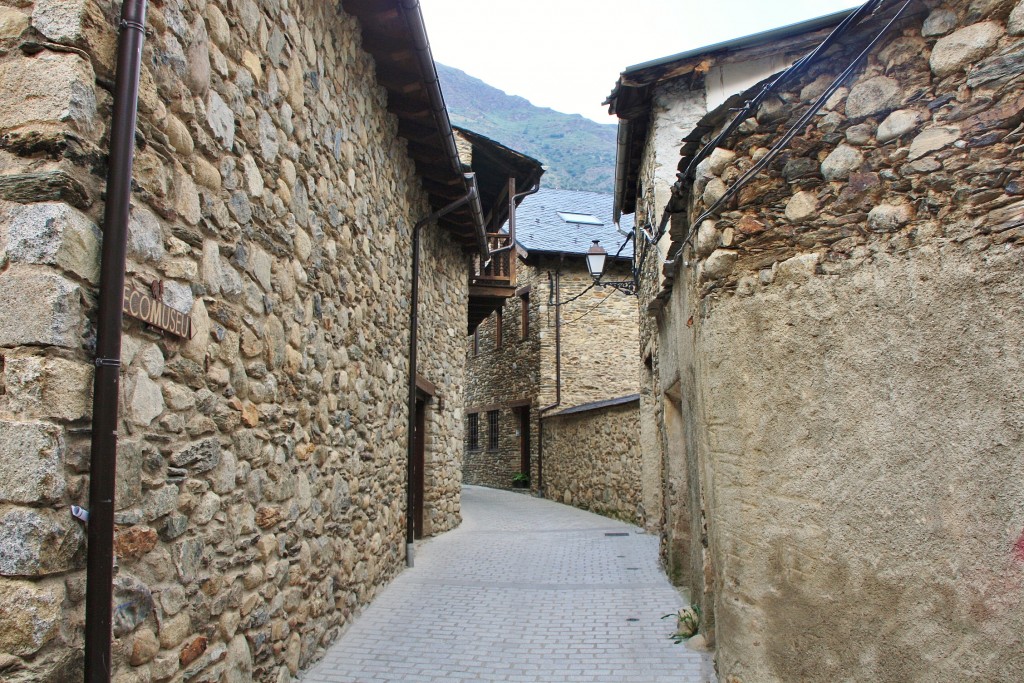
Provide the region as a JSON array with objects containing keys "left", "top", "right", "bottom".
[
  {"left": 85, "top": 0, "right": 148, "bottom": 680},
  {"left": 405, "top": 177, "right": 483, "bottom": 567},
  {"left": 537, "top": 262, "right": 563, "bottom": 497}
]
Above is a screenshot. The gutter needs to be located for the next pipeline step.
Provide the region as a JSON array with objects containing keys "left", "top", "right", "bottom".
[
  {"left": 536, "top": 258, "right": 564, "bottom": 496},
  {"left": 85, "top": 0, "right": 148, "bottom": 681},
  {"left": 399, "top": 0, "right": 461, "bottom": 177},
  {"left": 620, "top": 7, "right": 856, "bottom": 75},
  {"left": 490, "top": 174, "right": 541, "bottom": 257},
  {"left": 405, "top": 174, "right": 483, "bottom": 566},
  {"left": 398, "top": 0, "right": 487, "bottom": 263},
  {"left": 612, "top": 119, "right": 629, "bottom": 232}
]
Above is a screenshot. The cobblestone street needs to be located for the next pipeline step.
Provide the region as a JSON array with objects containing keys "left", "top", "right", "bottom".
[{"left": 302, "top": 486, "right": 712, "bottom": 683}]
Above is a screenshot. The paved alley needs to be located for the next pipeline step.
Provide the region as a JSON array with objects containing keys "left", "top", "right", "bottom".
[{"left": 302, "top": 486, "right": 713, "bottom": 683}]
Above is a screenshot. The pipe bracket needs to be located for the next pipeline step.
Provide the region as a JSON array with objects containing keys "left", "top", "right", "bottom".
[{"left": 94, "top": 357, "right": 122, "bottom": 368}]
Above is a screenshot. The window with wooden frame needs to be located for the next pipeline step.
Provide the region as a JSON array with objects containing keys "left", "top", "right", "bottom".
[
  {"left": 520, "top": 292, "right": 530, "bottom": 339},
  {"left": 495, "top": 309, "right": 503, "bottom": 350},
  {"left": 487, "top": 410, "right": 499, "bottom": 451},
  {"left": 468, "top": 413, "right": 479, "bottom": 450}
]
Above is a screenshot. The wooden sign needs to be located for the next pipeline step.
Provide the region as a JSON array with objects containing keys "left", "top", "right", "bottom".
[{"left": 122, "top": 283, "right": 194, "bottom": 339}]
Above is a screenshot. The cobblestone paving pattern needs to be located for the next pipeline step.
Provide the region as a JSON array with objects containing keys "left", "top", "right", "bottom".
[{"left": 302, "top": 485, "right": 713, "bottom": 683}]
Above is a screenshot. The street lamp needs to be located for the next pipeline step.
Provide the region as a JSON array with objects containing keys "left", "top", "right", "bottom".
[{"left": 586, "top": 240, "right": 637, "bottom": 296}]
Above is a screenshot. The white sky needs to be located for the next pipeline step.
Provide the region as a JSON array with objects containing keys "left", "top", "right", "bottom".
[{"left": 420, "top": 0, "right": 863, "bottom": 123}]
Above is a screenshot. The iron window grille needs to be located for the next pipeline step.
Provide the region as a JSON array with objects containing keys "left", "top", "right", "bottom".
[
  {"left": 468, "top": 413, "right": 479, "bottom": 450},
  {"left": 487, "top": 410, "right": 499, "bottom": 451}
]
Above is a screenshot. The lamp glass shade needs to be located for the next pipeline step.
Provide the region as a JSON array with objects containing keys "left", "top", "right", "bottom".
[{"left": 586, "top": 241, "right": 607, "bottom": 280}]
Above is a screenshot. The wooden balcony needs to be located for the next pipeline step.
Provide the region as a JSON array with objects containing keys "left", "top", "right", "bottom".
[{"left": 468, "top": 234, "right": 517, "bottom": 333}]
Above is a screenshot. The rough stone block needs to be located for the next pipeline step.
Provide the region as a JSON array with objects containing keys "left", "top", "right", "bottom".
[
  {"left": 821, "top": 144, "right": 865, "bottom": 182},
  {"left": 701, "top": 250, "right": 737, "bottom": 281},
  {"left": 930, "top": 21, "right": 1004, "bottom": 78},
  {"left": 0, "top": 267, "right": 83, "bottom": 349},
  {"left": 877, "top": 109, "right": 923, "bottom": 143},
  {"left": 0, "top": 578, "right": 64, "bottom": 656},
  {"left": 116, "top": 440, "right": 144, "bottom": 510},
  {"left": 0, "top": 169, "right": 91, "bottom": 210},
  {"left": 1011, "top": 1, "right": 1024, "bottom": 35},
  {"left": 128, "top": 203, "right": 165, "bottom": 263},
  {"left": 170, "top": 437, "right": 221, "bottom": 472},
  {"left": 846, "top": 76, "right": 901, "bottom": 119},
  {"left": 0, "top": 420, "right": 65, "bottom": 504},
  {"left": 785, "top": 191, "right": 818, "bottom": 224},
  {"left": 909, "top": 127, "right": 960, "bottom": 160},
  {"left": 125, "top": 371, "right": 165, "bottom": 427},
  {"left": 2, "top": 355, "right": 92, "bottom": 421},
  {"left": 5, "top": 202, "right": 101, "bottom": 284},
  {"left": 112, "top": 573, "right": 153, "bottom": 636},
  {"left": 0, "top": 7, "right": 28, "bottom": 40},
  {"left": 0, "top": 52, "right": 96, "bottom": 134},
  {"left": 0, "top": 506, "right": 83, "bottom": 576},
  {"left": 206, "top": 90, "right": 234, "bottom": 150}
]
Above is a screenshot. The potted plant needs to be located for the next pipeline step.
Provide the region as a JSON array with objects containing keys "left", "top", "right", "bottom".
[{"left": 512, "top": 472, "right": 530, "bottom": 489}]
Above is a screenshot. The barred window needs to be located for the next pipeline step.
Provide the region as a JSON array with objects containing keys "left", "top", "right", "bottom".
[
  {"left": 487, "top": 410, "right": 499, "bottom": 450},
  {"left": 468, "top": 413, "right": 479, "bottom": 450}
]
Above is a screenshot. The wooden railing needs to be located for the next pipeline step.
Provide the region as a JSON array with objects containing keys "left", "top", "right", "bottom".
[{"left": 470, "top": 234, "right": 516, "bottom": 288}]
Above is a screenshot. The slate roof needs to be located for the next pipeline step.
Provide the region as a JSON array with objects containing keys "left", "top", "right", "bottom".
[{"left": 505, "top": 189, "right": 634, "bottom": 260}]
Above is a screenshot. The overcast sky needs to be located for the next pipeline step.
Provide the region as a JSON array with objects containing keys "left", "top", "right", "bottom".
[{"left": 420, "top": 0, "right": 863, "bottom": 123}]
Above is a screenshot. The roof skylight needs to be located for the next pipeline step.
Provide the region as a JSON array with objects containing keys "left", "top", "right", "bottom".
[{"left": 557, "top": 212, "right": 603, "bottom": 225}]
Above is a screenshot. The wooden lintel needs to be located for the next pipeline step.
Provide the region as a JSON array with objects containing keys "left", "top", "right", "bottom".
[{"left": 415, "top": 373, "right": 437, "bottom": 397}]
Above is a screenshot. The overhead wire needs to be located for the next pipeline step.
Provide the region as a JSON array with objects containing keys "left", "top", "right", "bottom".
[{"left": 666, "top": 0, "right": 915, "bottom": 266}]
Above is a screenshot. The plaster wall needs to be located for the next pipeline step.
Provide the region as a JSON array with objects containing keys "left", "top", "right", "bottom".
[{"left": 640, "top": 2, "right": 1024, "bottom": 679}]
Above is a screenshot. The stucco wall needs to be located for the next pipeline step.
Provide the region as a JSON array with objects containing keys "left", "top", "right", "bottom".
[
  {"left": 542, "top": 400, "right": 643, "bottom": 525},
  {"left": 640, "top": 2, "right": 1024, "bottom": 680},
  {"left": 0, "top": 0, "right": 468, "bottom": 680}
]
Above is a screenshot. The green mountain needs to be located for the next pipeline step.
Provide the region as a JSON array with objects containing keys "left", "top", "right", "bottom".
[{"left": 436, "top": 63, "right": 617, "bottom": 193}]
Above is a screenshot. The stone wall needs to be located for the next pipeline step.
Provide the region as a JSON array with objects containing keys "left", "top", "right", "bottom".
[
  {"left": 639, "top": 1, "right": 1024, "bottom": 680},
  {"left": 463, "top": 264, "right": 540, "bottom": 489},
  {"left": 464, "top": 257, "right": 641, "bottom": 491},
  {"left": 542, "top": 399, "right": 643, "bottom": 525},
  {"left": 0, "top": 0, "right": 467, "bottom": 680},
  {"left": 537, "top": 256, "right": 639, "bottom": 412}
]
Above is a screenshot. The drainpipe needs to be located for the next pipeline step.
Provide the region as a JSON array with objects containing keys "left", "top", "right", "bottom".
[
  {"left": 406, "top": 174, "right": 485, "bottom": 567},
  {"left": 486, "top": 174, "right": 541, "bottom": 258},
  {"left": 536, "top": 258, "right": 564, "bottom": 497},
  {"left": 85, "top": 0, "right": 148, "bottom": 681},
  {"left": 612, "top": 119, "right": 630, "bottom": 234}
]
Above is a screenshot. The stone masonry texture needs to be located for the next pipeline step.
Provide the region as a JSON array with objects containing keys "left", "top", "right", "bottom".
[
  {"left": 542, "top": 400, "right": 644, "bottom": 526},
  {"left": 464, "top": 257, "right": 640, "bottom": 495},
  {"left": 634, "top": 1, "right": 1024, "bottom": 680},
  {"left": 0, "top": 0, "right": 468, "bottom": 680}
]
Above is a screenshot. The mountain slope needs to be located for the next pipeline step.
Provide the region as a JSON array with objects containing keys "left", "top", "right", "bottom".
[{"left": 437, "top": 64, "right": 616, "bottom": 193}]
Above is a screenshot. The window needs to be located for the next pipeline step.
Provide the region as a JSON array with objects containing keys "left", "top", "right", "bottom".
[
  {"left": 495, "top": 309, "right": 503, "bottom": 350},
  {"left": 520, "top": 293, "right": 529, "bottom": 339},
  {"left": 473, "top": 329, "right": 479, "bottom": 357},
  {"left": 487, "top": 410, "right": 499, "bottom": 451},
  {"left": 468, "top": 413, "right": 479, "bottom": 450},
  {"left": 557, "top": 211, "right": 602, "bottom": 225}
]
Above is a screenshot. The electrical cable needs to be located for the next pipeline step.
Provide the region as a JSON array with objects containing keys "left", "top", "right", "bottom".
[{"left": 667, "top": 0, "right": 914, "bottom": 265}]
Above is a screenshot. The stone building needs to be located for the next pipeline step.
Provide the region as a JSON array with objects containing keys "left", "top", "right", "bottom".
[
  {"left": 464, "top": 188, "right": 645, "bottom": 524},
  {"left": 608, "top": 0, "right": 1024, "bottom": 680},
  {"left": 0, "top": 0, "right": 536, "bottom": 681}
]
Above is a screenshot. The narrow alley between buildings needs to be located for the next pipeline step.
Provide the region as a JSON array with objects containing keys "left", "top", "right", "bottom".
[{"left": 301, "top": 486, "right": 713, "bottom": 683}]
